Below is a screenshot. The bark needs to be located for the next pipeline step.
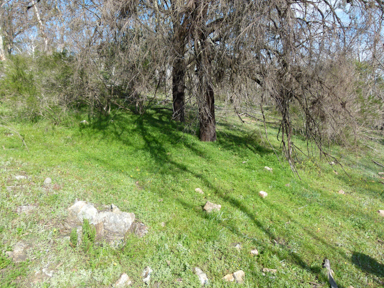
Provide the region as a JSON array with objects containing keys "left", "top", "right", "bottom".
[
  {"left": 0, "top": 27, "right": 5, "bottom": 61},
  {"left": 199, "top": 84, "right": 216, "bottom": 141},
  {"left": 31, "top": 0, "right": 48, "bottom": 53},
  {"left": 172, "top": 54, "right": 185, "bottom": 122},
  {"left": 194, "top": 0, "right": 216, "bottom": 142}
]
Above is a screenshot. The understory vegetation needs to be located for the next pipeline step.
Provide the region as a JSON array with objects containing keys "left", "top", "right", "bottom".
[{"left": 0, "top": 101, "right": 384, "bottom": 287}]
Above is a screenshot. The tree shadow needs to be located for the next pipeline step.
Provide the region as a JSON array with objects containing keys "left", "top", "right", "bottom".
[{"left": 352, "top": 252, "right": 384, "bottom": 280}]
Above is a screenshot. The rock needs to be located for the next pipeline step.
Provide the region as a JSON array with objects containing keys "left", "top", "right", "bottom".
[
  {"left": 114, "top": 273, "right": 132, "bottom": 287},
  {"left": 262, "top": 268, "right": 277, "bottom": 273},
  {"left": 80, "top": 120, "right": 89, "bottom": 124},
  {"left": 67, "top": 201, "right": 135, "bottom": 242},
  {"left": 330, "top": 161, "right": 335, "bottom": 165},
  {"left": 203, "top": 201, "right": 221, "bottom": 213},
  {"left": 259, "top": 191, "right": 268, "bottom": 198},
  {"left": 223, "top": 274, "right": 234, "bottom": 282},
  {"left": 95, "top": 221, "right": 104, "bottom": 240},
  {"left": 129, "top": 221, "right": 148, "bottom": 238},
  {"left": 7, "top": 241, "right": 30, "bottom": 262},
  {"left": 15, "top": 175, "right": 27, "bottom": 180},
  {"left": 194, "top": 267, "right": 208, "bottom": 286},
  {"left": 142, "top": 266, "right": 152, "bottom": 285},
  {"left": 250, "top": 249, "right": 259, "bottom": 256},
  {"left": 338, "top": 190, "right": 345, "bottom": 194},
  {"left": 44, "top": 177, "right": 52, "bottom": 185},
  {"left": 195, "top": 188, "right": 204, "bottom": 194},
  {"left": 160, "top": 222, "right": 166, "bottom": 227},
  {"left": 234, "top": 243, "right": 242, "bottom": 250},
  {"left": 16, "top": 205, "right": 36, "bottom": 214},
  {"left": 378, "top": 172, "right": 384, "bottom": 175},
  {"left": 111, "top": 204, "right": 121, "bottom": 214},
  {"left": 42, "top": 268, "right": 54, "bottom": 277},
  {"left": 96, "top": 211, "right": 135, "bottom": 234},
  {"left": 378, "top": 210, "right": 384, "bottom": 217},
  {"left": 233, "top": 270, "right": 245, "bottom": 283},
  {"left": 264, "top": 166, "right": 273, "bottom": 172}
]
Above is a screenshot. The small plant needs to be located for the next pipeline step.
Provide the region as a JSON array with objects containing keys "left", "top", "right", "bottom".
[
  {"left": 69, "top": 227, "right": 77, "bottom": 248},
  {"left": 81, "top": 219, "right": 96, "bottom": 253}
]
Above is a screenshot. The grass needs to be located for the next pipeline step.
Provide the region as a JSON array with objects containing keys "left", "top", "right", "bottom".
[{"left": 0, "top": 104, "right": 384, "bottom": 287}]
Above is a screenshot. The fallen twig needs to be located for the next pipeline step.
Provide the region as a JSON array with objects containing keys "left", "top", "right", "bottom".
[{"left": 0, "top": 124, "right": 29, "bottom": 151}]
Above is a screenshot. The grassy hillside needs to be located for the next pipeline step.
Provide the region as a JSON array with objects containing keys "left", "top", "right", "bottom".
[{"left": 0, "top": 105, "right": 384, "bottom": 287}]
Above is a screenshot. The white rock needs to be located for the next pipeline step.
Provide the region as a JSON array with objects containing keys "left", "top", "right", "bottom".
[
  {"left": 338, "top": 190, "right": 345, "bottom": 194},
  {"left": 195, "top": 188, "right": 204, "bottom": 194},
  {"left": 95, "top": 211, "right": 135, "bottom": 233},
  {"left": 194, "top": 267, "right": 208, "bottom": 286},
  {"left": 223, "top": 274, "right": 234, "bottom": 282},
  {"left": 142, "top": 266, "right": 152, "bottom": 285},
  {"left": 114, "top": 273, "right": 132, "bottom": 287},
  {"left": 15, "top": 175, "right": 27, "bottom": 180},
  {"left": 259, "top": 191, "right": 268, "bottom": 198},
  {"left": 262, "top": 268, "right": 277, "bottom": 273},
  {"left": 203, "top": 201, "right": 221, "bottom": 213},
  {"left": 110, "top": 204, "right": 122, "bottom": 214},
  {"left": 264, "top": 166, "right": 273, "bottom": 171},
  {"left": 42, "top": 268, "right": 54, "bottom": 277},
  {"left": 78, "top": 203, "right": 99, "bottom": 223},
  {"left": 44, "top": 177, "right": 52, "bottom": 185},
  {"left": 233, "top": 270, "right": 245, "bottom": 283},
  {"left": 250, "top": 249, "right": 259, "bottom": 256},
  {"left": 16, "top": 205, "right": 36, "bottom": 214},
  {"left": 235, "top": 243, "right": 241, "bottom": 250},
  {"left": 378, "top": 210, "right": 384, "bottom": 217}
]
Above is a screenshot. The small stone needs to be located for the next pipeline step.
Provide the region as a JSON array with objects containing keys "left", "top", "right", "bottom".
[
  {"left": 195, "top": 188, "right": 204, "bottom": 194},
  {"left": 80, "top": 120, "right": 88, "bottom": 124},
  {"left": 330, "top": 161, "right": 335, "bottom": 165},
  {"left": 166, "top": 260, "right": 171, "bottom": 266},
  {"left": 44, "top": 177, "right": 52, "bottom": 185},
  {"left": 16, "top": 205, "right": 36, "bottom": 214},
  {"left": 114, "top": 273, "right": 132, "bottom": 287},
  {"left": 194, "top": 267, "right": 208, "bottom": 286},
  {"left": 264, "top": 166, "right": 273, "bottom": 172},
  {"left": 378, "top": 210, "right": 384, "bottom": 217},
  {"left": 42, "top": 268, "right": 54, "bottom": 277},
  {"left": 222, "top": 274, "right": 234, "bottom": 282},
  {"left": 15, "top": 175, "right": 27, "bottom": 180},
  {"left": 161, "top": 222, "right": 166, "bottom": 227},
  {"left": 203, "top": 201, "right": 221, "bottom": 213},
  {"left": 235, "top": 243, "right": 241, "bottom": 250},
  {"left": 142, "top": 266, "right": 152, "bottom": 285},
  {"left": 262, "top": 268, "right": 277, "bottom": 273},
  {"left": 338, "top": 190, "right": 345, "bottom": 194},
  {"left": 378, "top": 172, "right": 384, "bottom": 175},
  {"left": 233, "top": 270, "right": 245, "bottom": 283},
  {"left": 259, "top": 191, "right": 268, "bottom": 198},
  {"left": 9, "top": 241, "right": 30, "bottom": 262},
  {"left": 250, "top": 249, "right": 259, "bottom": 256}
]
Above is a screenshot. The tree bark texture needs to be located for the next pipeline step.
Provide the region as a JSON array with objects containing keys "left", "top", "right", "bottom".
[{"left": 172, "top": 57, "right": 185, "bottom": 122}]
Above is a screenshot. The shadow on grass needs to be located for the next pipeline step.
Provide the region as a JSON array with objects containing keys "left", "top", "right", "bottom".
[{"left": 352, "top": 252, "right": 384, "bottom": 281}]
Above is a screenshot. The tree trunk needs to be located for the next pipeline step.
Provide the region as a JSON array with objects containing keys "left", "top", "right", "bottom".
[
  {"left": 172, "top": 57, "right": 185, "bottom": 121},
  {"left": 0, "top": 28, "right": 5, "bottom": 61},
  {"left": 199, "top": 84, "right": 216, "bottom": 141}
]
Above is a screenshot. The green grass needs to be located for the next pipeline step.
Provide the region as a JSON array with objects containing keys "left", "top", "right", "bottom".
[{"left": 0, "top": 105, "right": 384, "bottom": 287}]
